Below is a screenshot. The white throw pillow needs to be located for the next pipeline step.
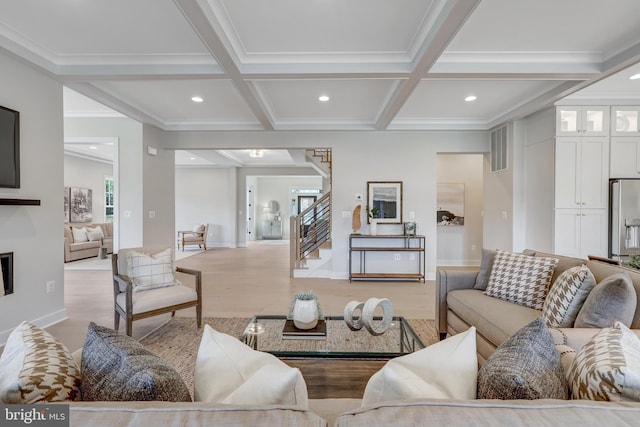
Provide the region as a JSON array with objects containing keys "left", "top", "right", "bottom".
[
  {"left": 71, "top": 227, "right": 88, "bottom": 242},
  {"left": 192, "top": 224, "right": 205, "bottom": 234},
  {"left": 126, "top": 248, "right": 178, "bottom": 292},
  {"left": 361, "top": 326, "right": 477, "bottom": 406},
  {"left": 86, "top": 226, "right": 105, "bottom": 242},
  {"left": 194, "top": 325, "right": 309, "bottom": 407}
]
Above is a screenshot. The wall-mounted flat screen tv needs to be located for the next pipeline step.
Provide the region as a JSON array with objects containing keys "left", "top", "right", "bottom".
[{"left": 0, "top": 105, "right": 20, "bottom": 188}]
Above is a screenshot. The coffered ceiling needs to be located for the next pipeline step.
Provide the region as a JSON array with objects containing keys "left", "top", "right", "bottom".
[{"left": 3, "top": 0, "right": 640, "bottom": 132}]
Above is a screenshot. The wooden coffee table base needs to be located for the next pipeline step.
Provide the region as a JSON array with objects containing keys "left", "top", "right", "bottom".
[{"left": 283, "top": 358, "right": 387, "bottom": 399}]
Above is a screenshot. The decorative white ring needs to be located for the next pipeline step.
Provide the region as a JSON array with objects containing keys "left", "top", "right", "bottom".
[
  {"left": 362, "top": 298, "right": 393, "bottom": 336},
  {"left": 344, "top": 301, "right": 365, "bottom": 331}
]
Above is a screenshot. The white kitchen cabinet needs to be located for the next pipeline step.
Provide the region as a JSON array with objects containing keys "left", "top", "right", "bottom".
[
  {"left": 554, "top": 208, "right": 607, "bottom": 259},
  {"left": 611, "top": 106, "right": 640, "bottom": 136},
  {"left": 555, "top": 137, "right": 609, "bottom": 209},
  {"left": 610, "top": 137, "right": 640, "bottom": 178},
  {"left": 556, "top": 106, "right": 609, "bottom": 136}
]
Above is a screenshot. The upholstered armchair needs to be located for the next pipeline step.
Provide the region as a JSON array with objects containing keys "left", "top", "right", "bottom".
[
  {"left": 177, "top": 224, "right": 209, "bottom": 251},
  {"left": 112, "top": 247, "right": 202, "bottom": 336}
]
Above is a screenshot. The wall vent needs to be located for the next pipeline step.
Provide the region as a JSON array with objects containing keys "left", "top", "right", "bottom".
[{"left": 490, "top": 126, "right": 507, "bottom": 172}]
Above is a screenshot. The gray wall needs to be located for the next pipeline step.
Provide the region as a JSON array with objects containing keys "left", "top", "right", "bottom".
[{"left": 0, "top": 49, "right": 65, "bottom": 341}]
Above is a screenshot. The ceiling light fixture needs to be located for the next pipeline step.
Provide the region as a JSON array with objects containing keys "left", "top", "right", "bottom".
[
  {"left": 465, "top": 95, "right": 477, "bottom": 102},
  {"left": 189, "top": 157, "right": 197, "bottom": 160},
  {"left": 191, "top": 96, "right": 204, "bottom": 103},
  {"left": 89, "top": 146, "right": 97, "bottom": 150},
  {"left": 249, "top": 149, "right": 264, "bottom": 158},
  {"left": 630, "top": 74, "right": 640, "bottom": 80},
  {"left": 318, "top": 95, "right": 330, "bottom": 102}
]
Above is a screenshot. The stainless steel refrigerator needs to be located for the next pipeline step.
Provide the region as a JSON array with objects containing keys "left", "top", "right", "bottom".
[{"left": 610, "top": 179, "right": 640, "bottom": 259}]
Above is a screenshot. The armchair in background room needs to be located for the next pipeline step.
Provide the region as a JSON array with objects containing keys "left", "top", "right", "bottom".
[
  {"left": 112, "top": 247, "right": 202, "bottom": 336},
  {"left": 177, "top": 224, "right": 209, "bottom": 251}
]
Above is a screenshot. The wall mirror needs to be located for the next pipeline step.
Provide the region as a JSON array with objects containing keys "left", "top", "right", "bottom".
[
  {"left": 1, "top": 252, "right": 13, "bottom": 296},
  {"left": 367, "top": 181, "right": 402, "bottom": 224}
]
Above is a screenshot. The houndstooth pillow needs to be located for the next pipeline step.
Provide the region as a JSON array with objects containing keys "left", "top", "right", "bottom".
[
  {"left": 484, "top": 250, "right": 558, "bottom": 310},
  {"left": 542, "top": 265, "right": 596, "bottom": 328},
  {"left": 0, "top": 321, "right": 81, "bottom": 403},
  {"left": 567, "top": 322, "right": 640, "bottom": 401}
]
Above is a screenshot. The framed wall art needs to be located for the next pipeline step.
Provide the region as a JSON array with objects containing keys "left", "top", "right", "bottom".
[
  {"left": 367, "top": 181, "right": 402, "bottom": 224},
  {"left": 70, "top": 187, "right": 93, "bottom": 223},
  {"left": 437, "top": 183, "right": 464, "bottom": 226}
]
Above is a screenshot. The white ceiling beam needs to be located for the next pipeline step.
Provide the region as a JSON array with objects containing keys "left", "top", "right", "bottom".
[
  {"left": 64, "top": 82, "right": 166, "bottom": 129},
  {"left": 173, "top": 0, "right": 274, "bottom": 130},
  {"left": 375, "top": 0, "right": 481, "bottom": 131}
]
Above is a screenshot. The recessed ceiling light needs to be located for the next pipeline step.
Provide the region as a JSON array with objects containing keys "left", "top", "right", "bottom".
[
  {"left": 191, "top": 96, "right": 204, "bottom": 103},
  {"left": 249, "top": 149, "right": 264, "bottom": 158},
  {"left": 318, "top": 95, "right": 330, "bottom": 102},
  {"left": 89, "top": 146, "right": 97, "bottom": 150},
  {"left": 189, "top": 157, "right": 197, "bottom": 160},
  {"left": 465, "top": 95, "right": 477, "bottom": 102},
  {"left": 630, "top": 74, "right": 640, "bottom": 80}
]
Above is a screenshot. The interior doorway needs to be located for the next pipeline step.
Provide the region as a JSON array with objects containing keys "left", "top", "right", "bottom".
[{"left": 436, "top": 153, "right": 484, "bottom": 266}]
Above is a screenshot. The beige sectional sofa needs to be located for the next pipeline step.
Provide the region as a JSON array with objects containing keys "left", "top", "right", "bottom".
[
  {"left": 64, "top": 223, "right": 113, "bottom": 262},
  {"left": 436, "top": 250, "right": 640, "bottom": 365}
]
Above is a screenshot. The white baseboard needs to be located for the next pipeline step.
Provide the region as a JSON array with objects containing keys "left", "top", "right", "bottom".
[{"left": 0, "top": 309, "right": 68, "bottom": 347}]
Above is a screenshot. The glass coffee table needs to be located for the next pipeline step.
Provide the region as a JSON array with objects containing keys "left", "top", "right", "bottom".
[{"left": 240, "top": 315, "right": 425, "bottom": 398}]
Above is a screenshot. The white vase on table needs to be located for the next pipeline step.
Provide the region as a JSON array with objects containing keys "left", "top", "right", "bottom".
[
  {"left": 369, "top": 219, "right": 378, "bottom": 236},
  {"left": 292, "top": 299, "right": 319, "bottom": 330}
]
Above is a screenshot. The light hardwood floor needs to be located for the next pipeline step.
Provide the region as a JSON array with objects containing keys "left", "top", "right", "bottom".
[{"left": 47, "top": 241, "right": 436, "bottom": 351}]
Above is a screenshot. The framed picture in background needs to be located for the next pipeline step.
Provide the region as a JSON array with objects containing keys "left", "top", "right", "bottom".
[
  {"left": 70, "top": 187, "right": 93, "bottom": 223},
  {"left": 367, "top": 181, "right": 403, "bottom": 224},
  {"left": 437, "top": 183, "right": 464, "bottom": 226},
  {"left": 64, "top": 187, "right": 70, "bottom": 223}
]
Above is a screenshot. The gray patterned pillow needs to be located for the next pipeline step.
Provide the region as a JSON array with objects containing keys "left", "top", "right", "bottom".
[
  {"left": 484, "top": 251, "right": 558, "bottom": 310},
  {"left": 567, "top": 322, "right": 640, "bottom": 401},
  {"left": 543, "top": 265, "right": 596, "bottom": 328},
  {"left": 574, "top": 273, "right": 637, "bottom": 328},
  {"left": 477, "top": 318, "right": 568, "bottom": 400},
  {"left": 81, "top": 322, "right": 191, "bottom": 402}
]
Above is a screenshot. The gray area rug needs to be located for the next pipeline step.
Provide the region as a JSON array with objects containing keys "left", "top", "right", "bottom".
[{"left": 140, "top": 317, "right": 438, "bottom": 396}]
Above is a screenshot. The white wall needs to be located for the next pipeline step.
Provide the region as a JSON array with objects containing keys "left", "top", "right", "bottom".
[
  {"left": 0, "top": 50, "right": 65, "bottom": 341},
  {"left": 65, "top": 117, "right": 143, "bottom": 250},
  {"left": 64, "top": 154, "right": 112, "bottom": 224},
  {"left": 255, "top": 175, "right": 323, "bottom": 239},
  {"left": 522, "top": 108, "right": 555, "bottom": 252},
  {"left": 483, "top": 125, "right": 515, "bottom": 252},
  {"left": 175, "top": 167, "right": 236, "bottom": 247},
  {"left": 436, "top": 154, "right": 484, "bottom": 265}
]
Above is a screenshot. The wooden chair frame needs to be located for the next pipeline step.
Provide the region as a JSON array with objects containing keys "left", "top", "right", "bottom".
[{"left": 112, "top": 252, "right": 202, "bottom": 336}]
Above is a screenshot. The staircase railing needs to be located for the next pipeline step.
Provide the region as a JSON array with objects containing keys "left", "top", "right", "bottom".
[{"left": 290, "top": 191, "right": 331, "bottom": 275}]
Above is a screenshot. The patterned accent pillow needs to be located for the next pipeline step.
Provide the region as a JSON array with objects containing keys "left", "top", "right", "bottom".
[
  {"left": 567, "top": 322, "right": 640, "bottom": 401},
  {"left": 126, "top": 248, "right": 179, "bottom": 292},
  {"left": 477, "top": 318, "right": 568, "bottom": 400},
  {"left": 542, "top": 265, "right": 596, "bottom": 328},
  {"left": 81, "top": 322, "right": 191, "bottom": 402},
  {"left": 0, "top": 321, "right": 81, "bottom": 403},
  {"left": 484, "top": 250, "right": 559, "bottom": 310}
]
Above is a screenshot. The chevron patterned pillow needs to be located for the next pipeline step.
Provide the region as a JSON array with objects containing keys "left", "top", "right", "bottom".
[
  {"left": 567, "top": 322, "right": 640, "bottom": 401},
  {"left": 542, "top": 265, "right": 596, "bottom": 328},
  {"left": 484, "top": 250, "right": 558, "bottom": 310}
]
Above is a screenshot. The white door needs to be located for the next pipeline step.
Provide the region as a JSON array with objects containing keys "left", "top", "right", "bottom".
[
  {"left": 610, "top": 137, "right": 640, "bottom": 178},
  {"left": 579, "top": 209, "right": 608, "bottom": 258},
  {"left": 579, "top": 137, "right": 609, "bottom": 208},
  {"left": 554, "top": 209, "right": 581, "bottom": 258},
  {"left": 555, "top": 137, "right": 580, "bottom": 209}
]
